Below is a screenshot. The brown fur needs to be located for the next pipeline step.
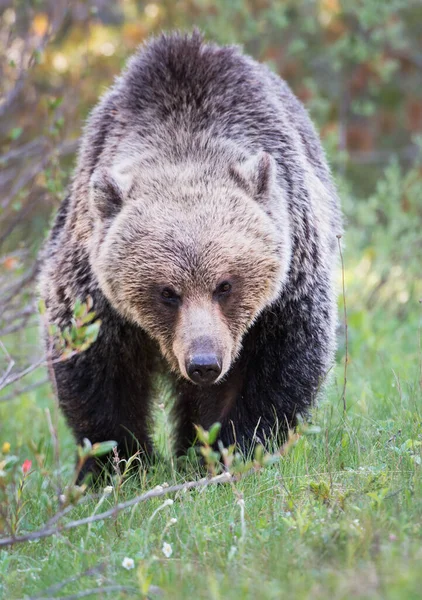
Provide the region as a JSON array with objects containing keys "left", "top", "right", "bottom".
[
  {"left": 89, "top": 149, "right": 290, "bottom": 379},
  {"left": 39, "top": 32, "right": 342, "bottom": 476}
]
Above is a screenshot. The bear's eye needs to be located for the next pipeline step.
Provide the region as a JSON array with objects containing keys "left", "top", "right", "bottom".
[
  {"left": 160, "top": 287, "right": 180, "bottom": 305},
  {"left": 214, "top": 281, "right": 232, "bottom": 299}
]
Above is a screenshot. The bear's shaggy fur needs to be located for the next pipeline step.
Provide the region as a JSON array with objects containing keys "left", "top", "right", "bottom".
[{"left": 39, "top": 31, "right": 342, "bottom": 474}]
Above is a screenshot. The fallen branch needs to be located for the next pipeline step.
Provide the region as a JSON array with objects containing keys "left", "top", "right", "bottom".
[
  {"left": 0, "top": 357, "right": 46, "bottom": 390},
  {"left": 25, "top": 585, "right": 140, "bottom": 600},
  {"left": 0, "top": 471, "right": 237, "bottom": 548},
  {"left": 0, "top": 377, "right": 49, "bottom": 403},
  {"left": 337, "top": 234, "right": 349, "bottom": 414},
  {"left": 0, "top": 340, "right": 14, "bottom": 387},
  {"left": 24, "top": 563, "right": 106, "bottom": 600}
]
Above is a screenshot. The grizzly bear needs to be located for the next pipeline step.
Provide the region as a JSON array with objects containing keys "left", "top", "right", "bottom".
[{"left": 39, "top": 31, "right": 342, "bottom": 477}]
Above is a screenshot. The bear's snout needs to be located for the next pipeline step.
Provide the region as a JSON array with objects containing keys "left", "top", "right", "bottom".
[
  {"left": 186, "top": 353, "right": 222, "bottom": 385},
  {"left": 173, "top": 305, "right": 232, "bottom": 384}
]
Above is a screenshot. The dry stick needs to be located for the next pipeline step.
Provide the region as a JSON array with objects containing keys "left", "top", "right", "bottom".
[
  {"left": 418, "top": 299, "right": 422, "bottom": 391},
  {"left": 0, "top": 1, "right": 68, "bottom": 120},
  {"left": 0, "top": 357, "right": 46, "bottom": 391},
  {"left": 0, "top": 262, "right": 39, "bottom": 309},
  {"left": 4, "top": 466, "right": 412, "bottom": 550},
  {"left": 44, "top": 504, "right": 80, "bottom": 529},
  {"left": 0, "top": 313, "right": 37, "bottom": 337},
  {"left": 24, "top": 585, "right": 140, "bottom": 600},
  {"left": 45, "top": 406, "right": 63, "bottom": 502},
  {"left": 0, "top": 471, "right": 237, "bottom": 548},
  {"left": 0, "top": 340, "right": 15, "bottom": 386},
  {"left": 0, "top": 352, "right": 68, "bottom": 394},
  {"left": 325, "top": 425, "right": 333, "bottom": 491},
  {"left": 26, "top": 563, "right": 107, "bottom": 599},
  {"left": 0, "top": 377, "right": 49, "bottom": 403},
  {"left": 0, "top": 137, "right": 47, "bottom": 163},
  {"left": 41, "top": 493, "right": 106, "bottom": 537},
  {"left": 45, "top": 331, "right": 63, "bottom": 503},
  {"left": 337, "top": 235, "right": 348, "bottom": 414}
]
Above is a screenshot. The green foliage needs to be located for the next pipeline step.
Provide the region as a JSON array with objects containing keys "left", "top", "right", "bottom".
[
  {"left": 0, "top": 1, "right": 421, "bottom": 598},
  {"left": 45, "top": 296, "right": 102, "bottom": 359},
  {"left": 0, "top": 356, "right": 421, "bottom": 598}
]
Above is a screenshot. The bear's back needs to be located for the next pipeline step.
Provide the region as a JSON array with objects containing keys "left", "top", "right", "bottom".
[
  {"left": 77, "top": 32, "right": 332, "bottom": 191},
  {"left": 119, "top": 31, "right": 280, "bottom": 138}
]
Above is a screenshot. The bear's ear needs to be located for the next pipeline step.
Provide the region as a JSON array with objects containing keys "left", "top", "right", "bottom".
[
  {"left": 89, "top": 169, "right": 126, "bottom": 220},
  {"left": 230, "top": 152, "right": 276, "bottom": 203}
]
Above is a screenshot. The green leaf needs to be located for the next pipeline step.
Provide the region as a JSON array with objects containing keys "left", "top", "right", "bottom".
[
  {"left": 90, "top": 440, "right": 118, "bottom": 457},
  {"left": 9, "top": 127, "right": 23, "bottom": 141},
  {"left": 77, "top": 438, "right": 92, "bottom": 458},
  {"left": 38, "top": 299, "right": 47, "bottom": 316},
  {"left": 4, "top": 455, "right": 19, "bottom": 470},
  {"left": 195, "top": 425, "right": 209, "bottom": 445},
  {"left": 208, "top": 422, "right": 221, "bottom": 445}
]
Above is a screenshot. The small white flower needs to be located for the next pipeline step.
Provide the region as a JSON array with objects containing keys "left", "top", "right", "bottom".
[
  {"left": 162, "top": 482, "right": 169, "bottom": 488},
  {"left": 162, "top": 542, "right": 172, "bottom": 558},
  {"left": 169, "top": 518, "right": 177, "bottom": 524},
  {"left": 103, "top": 486, "right": 113, "bottom": 495},
  {"left": 122, "top": 557, "right": 135, "bottom": 570},
  {"left": 163, "top": 498, "right": 174, "bottom": 506},
  {"left": 154, "top": 485, "right": 163, "bottom": 492}
]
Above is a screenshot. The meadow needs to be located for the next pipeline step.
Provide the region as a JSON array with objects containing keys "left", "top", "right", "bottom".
[
  {"left": 1, "top": 2, "right": 421, "bottom": 598},
  {"left": 1, "top": 157, "right": 421, "bottom": 599}
]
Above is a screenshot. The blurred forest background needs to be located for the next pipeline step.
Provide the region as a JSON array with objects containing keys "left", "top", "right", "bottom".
[
  {"left": 0, "top": 3, "right": 422, "bottom": 598},
  {"left": 0, "top": 0, "right": 421, "bottom": 398}
]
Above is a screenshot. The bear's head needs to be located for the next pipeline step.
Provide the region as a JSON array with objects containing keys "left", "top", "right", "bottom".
[{"left": 88, "top": 151, "right": 292, "bottom": 385}]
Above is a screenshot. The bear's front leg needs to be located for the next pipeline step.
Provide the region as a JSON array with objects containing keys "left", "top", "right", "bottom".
[
  {"left": 50, "top": 313, "right": 157, "bottom": 482},
  {"left": 218, "top": 286, "right": 336, "bottom": 452},
  {"left": 174, "top": 282, "right": 336, "bottom": 458},
  {"left": 173, "top": 368, "right": 246, "bottom": 457}
]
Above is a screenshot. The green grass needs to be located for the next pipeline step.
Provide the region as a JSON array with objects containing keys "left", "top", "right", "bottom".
[
  {"left": 0, "top": 163, "right": 421, "bottom": 599},
  {"left": 1, "top": 295, "right": 421, "bottom": 599}
]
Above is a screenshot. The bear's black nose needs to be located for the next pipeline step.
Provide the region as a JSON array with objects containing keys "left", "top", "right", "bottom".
[{"left": 187, "top": 355, "right": 222, "bottom": 385}]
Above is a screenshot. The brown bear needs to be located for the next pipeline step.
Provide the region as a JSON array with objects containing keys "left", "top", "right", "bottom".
[{"left": 39, "top": 31, "right": 342, "bottom": 477}]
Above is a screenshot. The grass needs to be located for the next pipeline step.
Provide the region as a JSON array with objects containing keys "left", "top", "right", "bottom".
[
  {"left": 1, "top": 298, "right": 420, "bottom": 598},
  {"left": 0, "top": 164, "right": 421, "bottom": 599}
]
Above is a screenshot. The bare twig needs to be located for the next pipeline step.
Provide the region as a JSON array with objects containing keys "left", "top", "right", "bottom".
[
  {"left": 0, "top": 340, "right": 15, "bottom": 386},
  {"left": 418, "top": 300, "right": 422, "bottom": 391},
  {"left": 325, "top": 425, "right": 333, "bottom": 491},
  {"left": 0, "top": 471, "right": 236, "bottom": 548},
  {"left": 0, "top": 377, "right": 49, "bottom": 403},
  {"left": 0, "top": 2, "right": 69, "bottom": 119},
  {"left": 24, "top": 585, "right": 139, "bottom": 600},
  {"left": 0, "top": 262, "right": 39, "bottom": 310},
  {"left": 42, "top": 491, "right": 106, "bottom": 530},
  {"left": 45, "top": 407, "right": 63, "bottom": 501},
  {"left": 348, "top": 145, "right": 420, "bottom": 165},
  {"left": 0, "top": 357, "right": 46, "bottom": 390},
  {"left": 337, "top": 235, "right": 348, "bottom": 414},
  {"left": 0, "top": 137, "right": 47, "bottom": 165},
  {"left": 0, "top": 305, "right": 37, "bottom": 336},
  {"left": 44, "top": 504, "right": 80, "bottom": 529},
  {"left": 25, "top": 563, "right": 107, "bottom": 599}
]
